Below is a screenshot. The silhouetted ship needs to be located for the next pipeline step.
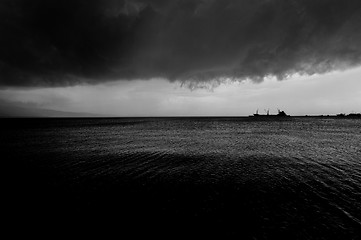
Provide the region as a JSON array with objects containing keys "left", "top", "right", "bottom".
[{"left": 250, "top": 109, "right": 290, "bottom": 118}]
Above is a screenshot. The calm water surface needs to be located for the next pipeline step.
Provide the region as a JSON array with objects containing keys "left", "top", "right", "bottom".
[{"left": 2, "top": 117, "right": 361, "bottom": 238}]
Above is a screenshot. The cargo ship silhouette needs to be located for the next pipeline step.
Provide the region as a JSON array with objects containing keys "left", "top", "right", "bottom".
[{"left": 250, "top": 109, "right": 290, "bottom": 118}]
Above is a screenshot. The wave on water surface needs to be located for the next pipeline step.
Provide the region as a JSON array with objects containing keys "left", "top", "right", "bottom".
[{"left": 2, "top": 117, "right": 361, "bottom": 238}]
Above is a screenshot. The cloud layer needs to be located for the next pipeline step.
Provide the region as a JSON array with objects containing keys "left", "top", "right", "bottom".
[{"left": 1, "top": 0, "right": 361, "bottom": 87}]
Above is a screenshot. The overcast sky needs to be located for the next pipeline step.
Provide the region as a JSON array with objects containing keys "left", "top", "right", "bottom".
[{"left": 0, "top": 0, "right": 360, "bottom": 116}]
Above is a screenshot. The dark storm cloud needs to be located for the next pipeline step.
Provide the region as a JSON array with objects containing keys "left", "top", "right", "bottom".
[{"left": 1, "top": 0, "right": 361, "bottom": 87}]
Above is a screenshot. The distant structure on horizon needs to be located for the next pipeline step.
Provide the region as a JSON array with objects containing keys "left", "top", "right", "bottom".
[
  {"left": 250, "top": 109, "right": 290, "bottom": 118},
  {"left": 336, "top": 112, "right": 361, "bottom": 118}
]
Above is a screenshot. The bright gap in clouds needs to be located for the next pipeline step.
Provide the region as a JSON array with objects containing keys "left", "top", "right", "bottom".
[{"left": 1, "top": 67, "right": 361, "bottom": 117}]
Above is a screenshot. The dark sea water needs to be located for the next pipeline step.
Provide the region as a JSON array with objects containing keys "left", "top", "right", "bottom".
[{"left": 2, "top": 117, "right": 361, "bottom": 239}]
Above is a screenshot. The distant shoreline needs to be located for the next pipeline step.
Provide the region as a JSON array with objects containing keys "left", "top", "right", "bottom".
[{"left": 0, "top": 115, "right": 360, "bottom": 119}]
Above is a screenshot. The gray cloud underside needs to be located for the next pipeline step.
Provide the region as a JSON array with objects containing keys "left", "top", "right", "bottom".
[{"left": 1, "top": 0, "right": 361, "bottom": 87}]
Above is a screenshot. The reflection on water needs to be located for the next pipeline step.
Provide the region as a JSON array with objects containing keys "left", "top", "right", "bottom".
[{"left": 2, "top": 117, "right": 361, "bottom": 238}]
